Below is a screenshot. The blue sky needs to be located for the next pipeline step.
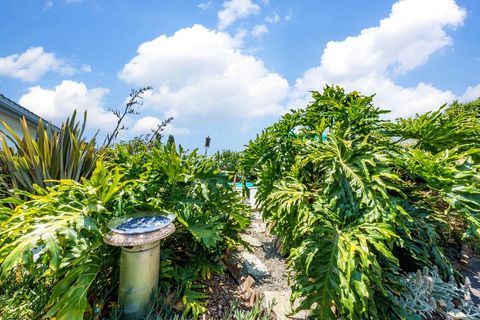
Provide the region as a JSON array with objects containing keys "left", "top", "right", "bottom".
[{"left": 1, "top": 0, "right": 479, "bottom": 152}]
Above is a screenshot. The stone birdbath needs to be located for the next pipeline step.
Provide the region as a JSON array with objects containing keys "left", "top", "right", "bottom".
[{"left": 104, "top": 212, "right": 176, "bottom": 320}]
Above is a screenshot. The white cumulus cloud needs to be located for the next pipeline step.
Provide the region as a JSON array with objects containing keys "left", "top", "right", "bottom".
[
  {"left": 264, "top": 13, "right": 280, "bottom": 24},
  {"left": 292, "top": 0, "right": 469, "bottom": 118},
  {"left": 0, "top": 47, "right": 90, "bottom": 82},
  {"left": 198, "top": 0, "right": 212, "bottom": 10},
  {"left": 19, "top": 80, "right": 115, "bottom": 132},
  {"left": 119, "top": 24, "right": 289, "bottom": 121},
  {"left": 239, "top": 122, "right": 251, "bottom": 133},
  {"left": 252, "top": 24, "right": 269, "bottom": 37},
  {"left": 460, "top": 84, "right": 480, "bottom": 102},
  {"left": 217, "top": 0, "right": 260, "bottom": 30},
  {"left": 130, "top": 116, "right": 191, "bottom": 136}
]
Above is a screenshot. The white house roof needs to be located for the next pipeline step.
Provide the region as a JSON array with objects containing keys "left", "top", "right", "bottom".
[{"left": 0, "top": 93, "right": 60, "bottom": 132}]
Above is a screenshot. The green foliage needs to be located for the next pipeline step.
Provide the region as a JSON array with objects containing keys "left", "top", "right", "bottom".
[
  {"left": 224, "top": 296, "right": 275, "bottom": 320},
  {"left": 0, "top": 162, "right": 127, "bottom": 319},
  {"left": 444, "top": 98, "right": 480, "bottom": 125},
  {"left": 107, "top": 286, "right": 183, "bottom": 320},
  {"left": 386, "top": 105, "right": 480, "bottom": 153},
  {"left": 108, "top": 141, "right": 250, "bottom": 252},
  {"left": 242, "top": 86, "right": 480, "bottom": 319},
  {"left": 0, "top": 173, "right": 8, "bottom": 201},
  {"left": 0, "top": 138, "right": 249, "bottom": 319},
  {"left": 106, "top": 141, "right": 250, "bottom": 318},
  {"left": 107, "top": 288, "right": 275, "bottom": 320},
  {"left": 212, "top": 150, "right": 244, "bottom": 180},
  {"left": 0, "top": 111, "right": 98, "bottom": 194},
  {"left": 0, "top": 268, "right": 53, "bottom": 319}
]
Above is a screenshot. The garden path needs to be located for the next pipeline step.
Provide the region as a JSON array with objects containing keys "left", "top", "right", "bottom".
[
  {"left": 236, "top": 211, "right": 307, "bottom": 320},
  {"left": 232, "top": 212, "right": 480, "bottom": 319}
]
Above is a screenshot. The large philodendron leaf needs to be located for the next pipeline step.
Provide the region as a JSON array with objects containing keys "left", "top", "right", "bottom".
[
  {"left": 0, "top": 205, "right": 86, "bottom": 277},
  {"left": 0, "top": 163, "right": 127, "bottom": 319},
  {"left": 176, "top": 205, "right": 223, "bottom": 249},
  {"left": 386, "top": 105, "right": 480, "bottom": 153},
  {"left": 290, "top": 225, "right": 340, "bottom": 320},
  {"left": 290, "top": 222, "right": 399, "bottom": 319},
  {"left": 399, "top": 147, "right": 480, "bottom": 238},
  {"left": 45, "top": 258, "right": 100, "bottom": 320},
  {"left": 0, "top": 203, "right": 101, "bottom": 319}
]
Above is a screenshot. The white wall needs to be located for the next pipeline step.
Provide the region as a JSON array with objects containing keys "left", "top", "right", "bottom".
[{"left": 0, "top": 111, "right": 38, "bottom": 146}]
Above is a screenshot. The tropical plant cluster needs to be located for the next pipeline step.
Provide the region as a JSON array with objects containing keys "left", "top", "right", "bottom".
[
  {"left": 1, "top": 85, "right": 480, "bottom": 319},
  {"left": 242, "top": 86, "right": 480, "bottom": 319},
  {"left": 212, "top": 150, "right": 243, "bottom": 180},
  {"left": 0, "top": 114, "right": 249, "bottom": 319},
  {"left": 106, "top": 140, "right": 250, "bottom": 318}
]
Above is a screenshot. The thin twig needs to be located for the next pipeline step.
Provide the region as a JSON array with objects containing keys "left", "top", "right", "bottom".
[
  {"left": 147, "top": 117, "right": 174, "bottom": 145},
  {"left": 103, "top": 86, "right": 152, "bottom": 148}
]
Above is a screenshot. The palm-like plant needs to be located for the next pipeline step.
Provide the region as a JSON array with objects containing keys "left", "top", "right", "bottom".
[{"left": 0, "top": 111, "right": 98, "bottom": 193}]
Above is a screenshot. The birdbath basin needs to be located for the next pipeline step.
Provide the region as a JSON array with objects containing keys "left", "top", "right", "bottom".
[{"left": 104, "top": 212, "right": 176, "bottom": 320}]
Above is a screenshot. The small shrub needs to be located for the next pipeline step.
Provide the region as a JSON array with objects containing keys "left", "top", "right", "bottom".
[
  {"left": 224, "top": 296, "right": 275, "bottom": 320},
  {"left": 397, "top": 267, "right": 480, "bottom": 319}
]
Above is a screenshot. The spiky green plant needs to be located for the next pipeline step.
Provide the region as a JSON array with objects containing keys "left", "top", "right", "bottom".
[
  {"left": 224, "top": 296, "right": 275, "bottom": 320},
  {"left": 0, "top": 111, "right": 98, "bottom": 194}
]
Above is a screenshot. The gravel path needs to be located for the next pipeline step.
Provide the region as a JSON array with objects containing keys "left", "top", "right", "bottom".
[
  {"left": 243, "top": 217, "right": 291, "bottom": 292},
  {"left": 237, "top": 211, "right": 307, "bottom": 319}
]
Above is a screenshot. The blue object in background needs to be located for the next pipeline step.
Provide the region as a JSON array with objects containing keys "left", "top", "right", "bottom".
[{"left": 234, "top": 182, "right": 254, "bottom": 189}]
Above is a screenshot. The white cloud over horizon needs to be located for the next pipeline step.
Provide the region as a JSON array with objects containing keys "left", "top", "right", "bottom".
[
  {"left": 198, "top": 0, "right": 214, "bottom": 10},
  {"left": 264, "top": 13, "right": 280, "bottom": 24},
  {"left": 11, "top": 0, "right": 480, "bottom": 150},
  {"left": 19, "top": 80, "right": 115, "bottom": 132},
  {"left": 292, "top": 0, "right": 474, "bottom": 119},
  {"left": 130, "top": 116, "right": 191, "bottom": 136},
  {"left": 0, "top": 47, "right": 90, "bottom": 82},
  {"left": 461, "top": 83, "right": 480, "bottom": 103},
  {"left": 119, "top": 24, "right": 289, "bottom": 122}
]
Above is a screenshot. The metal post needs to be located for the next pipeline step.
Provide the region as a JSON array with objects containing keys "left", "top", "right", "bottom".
[
  {"left": 204, "top": 136, "right": 211, "bottom": 156},
  {"left": 104, "top": 213, "right": 176, "bottom": 320},
  {"left": 119, "top": 241, "right": 160, "bottom": 319}
]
